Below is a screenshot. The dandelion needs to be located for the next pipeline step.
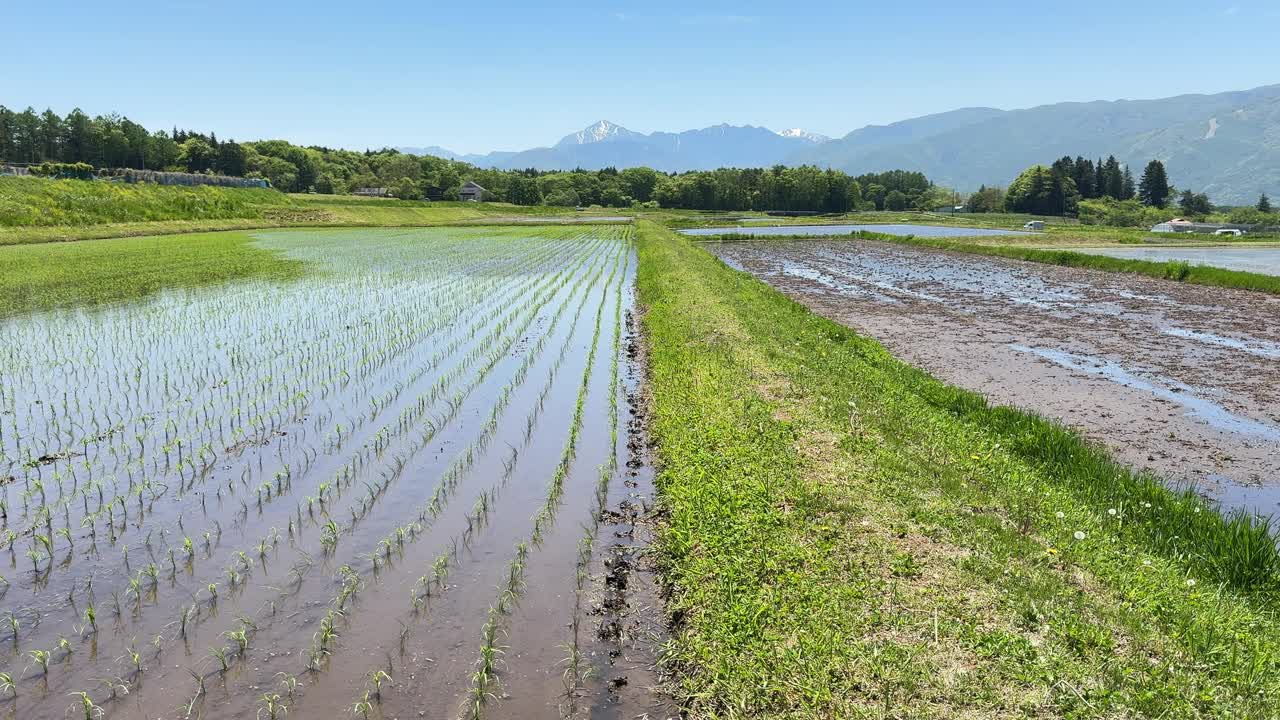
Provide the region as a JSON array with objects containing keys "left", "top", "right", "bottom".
[
  {"left": 1045, "top": 548, "right": 1058, "bottom": 555},
  {"left": 1107, "top": 508, "right": 1117, "bottom": 516},
  {"left": 1054, "top": 511, "right": 1064, "bottom": 519},
  {"left": 1186, "top": 578, "right": 1197, "bottom": 587},
  {"left": 1073, "top": 531, "right": 1086, "bottom": 541}
]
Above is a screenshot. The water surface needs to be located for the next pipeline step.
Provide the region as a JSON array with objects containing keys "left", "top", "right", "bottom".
[
  {"left": 1074, "top": 247, "right": 1280, "bottom": 276},
  {"left": 681, "top": 223, "right": 1035, "bottom": 238}
]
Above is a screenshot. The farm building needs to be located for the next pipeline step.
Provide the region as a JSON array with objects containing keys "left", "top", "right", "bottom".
[
  {"left": 458, "top": 181, "right": 487, "bottom": 202},
  {"left": 353, "top": 187, "right": 391, "bottom": 198}
]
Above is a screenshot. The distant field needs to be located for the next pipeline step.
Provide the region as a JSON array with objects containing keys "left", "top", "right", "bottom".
[
  {"left": 0, "top": 230, "right": 304, "bottom": 316},
  {"left": 0, "top": 177, "right": 629, "bottom": 245}
]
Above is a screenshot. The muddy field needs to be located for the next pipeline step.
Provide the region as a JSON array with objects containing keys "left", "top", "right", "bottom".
[
  {"left": 709, "top": 239, "right": 1280, "bottom": 516},
  {"left": 0, "top": 226, "right": 672, "bottom": 720}
]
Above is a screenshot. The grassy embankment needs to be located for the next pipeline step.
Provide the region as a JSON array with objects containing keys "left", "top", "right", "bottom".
[
  {"left": 699, "top": 229, "right": 1280, "bottom": 293},
  {"left": 639, "top": 219, "right": 1280, "bottom": 718},
  {"left": 0, "top": 230, "right": 304, "bottom": 317},
  {"left": 0, "top": 176, "right": 622, "bottom": 245}
]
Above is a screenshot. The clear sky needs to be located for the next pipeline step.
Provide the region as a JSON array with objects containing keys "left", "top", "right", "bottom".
[{"left": 6, "top": 1, "right": 1278, "bottom": 154}]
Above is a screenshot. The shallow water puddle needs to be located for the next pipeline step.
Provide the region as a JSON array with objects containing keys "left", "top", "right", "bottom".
[{"left": 1009, "top": 344, "right": 1280, "bottom": 441}]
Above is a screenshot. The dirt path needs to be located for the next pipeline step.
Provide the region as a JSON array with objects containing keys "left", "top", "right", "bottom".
[{"left": 709, "top": 239, "right": 1280, "bottom": 517}]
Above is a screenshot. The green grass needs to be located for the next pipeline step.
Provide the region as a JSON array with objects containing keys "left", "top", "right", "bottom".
[
  {"left": 638, "top": 219, "right": 1280, "bottom": 718},
  {"left": 0, "top": 177, "right": 630, "bottom": 245},
  {"left": 0, "top": 230, "right": 305, "bottom": 317},
  {"left": 0, "top": 175, "right": 296, "bottom": 227}
]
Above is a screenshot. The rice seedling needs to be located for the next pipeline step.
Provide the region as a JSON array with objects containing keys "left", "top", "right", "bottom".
[
  {"left": 258, "top": 692, "right": 288, "bottom": 720},
  {"left": 67, "top": 690, "right": 105, "bottom": 719},
  {"left": 0, "top": 225, "right": 638, "bottom": 717},
  {"left": 30, "top": 648, "right": 52, "bottom": 675}
]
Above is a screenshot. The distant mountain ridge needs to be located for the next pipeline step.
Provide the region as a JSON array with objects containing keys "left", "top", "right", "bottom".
[
  {"left": 401, "top": 120, "right": 830, "bottom": 173},
  {"left": 401, "top": 85, "right": 1280, "bottom": 203}
]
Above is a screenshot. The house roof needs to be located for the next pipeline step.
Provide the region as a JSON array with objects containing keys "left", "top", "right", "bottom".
[{"left": 460, "top": 181, "right": 486, "bottom": 191}]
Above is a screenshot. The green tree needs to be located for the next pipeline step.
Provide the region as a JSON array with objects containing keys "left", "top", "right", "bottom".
[
  {"left": 1103, "top": 156, "right": 1124, "bottom": 199},
  {"left": 216, "top": 140, "right": 247, "bottom": 176},
  {"left": 507, "top": 175, "right": 542, "bottom": 205},
  {"left": 62, "top": 109, "right": 94, "bottom": 164},
  {"left": 1258, "top": 193, "right": 1272, "bottom": 213},
  {"left": 178, "top": 137, "right": 215, "bottom": 173},
  {"left": 1177, "top": 190, "right": 1213, "bottom": 217},
  {"left": 145, "top": 132, "right": 179, "bottom": 170},
  {"left": 884, "top": 189, "right": 907, "bottom": 211},
  {"left": 964, "top": 185, "right": 1005, "bottom": 213},
  {"left": 37, "top": 110, "right": 63, "bottom": 162},
  {"left": 1004, "top": 165, "right": 1080, "bottom": 215},
  {"left": 1120, "top": 166, "right": 1136, "bottom": 201},
  {"left": 1137, "top": 160, "right": 1170, "bottom": 208},
  {"left": 314, "top": 172, "right": 343, "bottom": 195},
  {"left": 390, "top": 177, "right": 420, "bottom": 200},
  {"left": 544, "top": 188, "right": 580, "bottom": 207},
  {"left": 619, "top": 167, "right": 659, "bottom": 202},
  {"left": 846, "top": 180, "right": 863, "bottom": 211}
]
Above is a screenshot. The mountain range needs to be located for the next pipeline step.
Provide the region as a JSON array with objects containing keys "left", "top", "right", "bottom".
[{"left": 402, "top": 84, "right": 1280, "bottom": 204}]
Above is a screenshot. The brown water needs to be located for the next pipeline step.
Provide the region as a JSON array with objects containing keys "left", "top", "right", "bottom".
[
  {"left": 709, "top": 239, "right": 1280, "bottom": 517},
  {"left": 0, "top": 226, "right": 671, "bottom": 720}
]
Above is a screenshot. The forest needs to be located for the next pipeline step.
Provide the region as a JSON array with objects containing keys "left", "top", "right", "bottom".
[{"left": 0, "top": 105, "right": 943, "bottom": 213}]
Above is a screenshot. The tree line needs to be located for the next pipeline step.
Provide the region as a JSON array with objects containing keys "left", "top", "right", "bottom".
[
  {"left": 0, "top": 104, "right": 952, "bottom": 212},
  {"left": 964, "top": 154, "right": 1268, "bottom": 224}
]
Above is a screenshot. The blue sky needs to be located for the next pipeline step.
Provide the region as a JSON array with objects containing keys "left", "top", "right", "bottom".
[{"left": 6, "top": 1, "right": 1278, "bottom": 153}]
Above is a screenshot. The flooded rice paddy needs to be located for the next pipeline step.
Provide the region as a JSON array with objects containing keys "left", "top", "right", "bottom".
[
  {"left": 680, "top": 223, "right": 1034, "bottom": 238},
  {"left": 1072, "top": 246, "right": 1280, "bottom": 276},
  {"left": 0, "top": 226, "right": 673, "bottom": 720},
  {"left": 710, "top": 239, "right": 1280, "bottom": 517}
]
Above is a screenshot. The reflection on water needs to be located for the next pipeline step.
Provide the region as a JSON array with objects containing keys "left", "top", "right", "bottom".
[{"left": 681, "top": 223, "right": 1035, "bottom": 238}]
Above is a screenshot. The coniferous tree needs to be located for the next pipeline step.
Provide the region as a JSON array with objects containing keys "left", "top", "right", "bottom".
[
  {"left": 1094, "top": 158, "right": 1106, "bottom": 198},
  {"left": 1103, "top": 156, "right": 1124, "bottom": 199},
  {"left": 1072, "top": 156, "right": 1095, "bottom": 199},
  {"left": 1178, "top": 190, "right": 1213, "bottom": 217},
  {"left": 1137, "top": 160, "right": 1170, "bottom": 208},
  {"left": 1259, "top": 193, "right": 1272, "bottom": 213},
  {"left": 1121, "top": 166, "right": 1136, "bottom": 200}
]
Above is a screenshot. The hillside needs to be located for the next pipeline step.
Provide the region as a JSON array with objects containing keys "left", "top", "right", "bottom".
[
  {"left": 797, "top": 85, "right": 1280, "bottom": 204},
  {"left": 400, "top": 85, "right": 1280, "bottom": 203}
]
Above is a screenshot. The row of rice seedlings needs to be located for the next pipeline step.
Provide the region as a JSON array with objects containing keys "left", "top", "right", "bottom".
[
  {"left": 299, "top": 238, "right": 623, "bottom": 687},
  {"left": 172, "top": 235, "right": 592, "bottom": 713},
  {"left": 3, "top": 237, "right": 557, "bottom": 570},
  {"left": 175, "top": 234, "right": 620, "bottom": 713},
  {"left": 0, "top": 233, "right": 594, "bottom": 711},
  {"left": 461, "top": 240, "right": 627, "bottom": 719},
  {"left": 312, "top": 233, "right": 628, "bottom": 717},
  {"left": 0, "top": 229, "right": 621, "bottom": 714},
  {"left": 561, "top": 244, "right": 632, "bottom": 713},
  {"left": 1, "top": 235, "right": 586, "bottom": 666},
  {"left": 179, "top": 241, "right": 600, "bottom": 692}
]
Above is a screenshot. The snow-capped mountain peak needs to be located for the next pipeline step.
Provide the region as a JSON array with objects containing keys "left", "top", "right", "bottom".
[
  {"left": 556, "top": 120, "right": 643, "bottom": 147},
  {"left": 776, "top": 128, "right": 831, "bottom": 144}
]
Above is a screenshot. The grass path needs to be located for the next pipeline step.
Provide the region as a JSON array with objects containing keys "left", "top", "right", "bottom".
[{"left": 637, "top": 219, "right": 1280, "bottom": 718}]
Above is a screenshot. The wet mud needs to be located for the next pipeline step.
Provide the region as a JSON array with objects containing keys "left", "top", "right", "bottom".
[{"left": 709, "top": 239, "right": 1280, "bottom": 517}]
